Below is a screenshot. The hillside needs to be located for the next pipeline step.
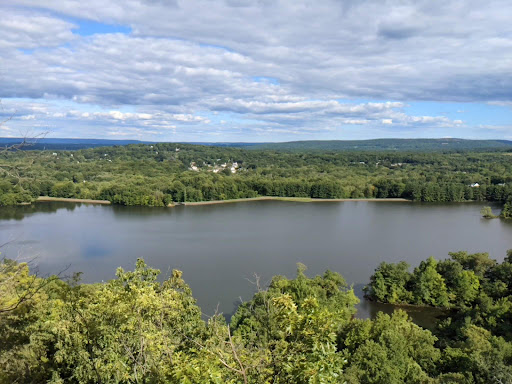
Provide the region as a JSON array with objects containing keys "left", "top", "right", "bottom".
[
  {"left": 2, "top": 138, "right": 512, "bottom": 152},
  {"left": 240, "top": 138, "right": 512, "bottom": 152}
]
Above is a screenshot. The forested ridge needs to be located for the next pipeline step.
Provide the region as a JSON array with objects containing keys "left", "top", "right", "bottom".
[
  {"left": 240, "top": 138, "right": 512, "bottom": 152},
  {"left": 2, "top": 138, "right": 512, "bottom": 152},
  {"left": 1, "top": 253, "right": 512, "bottom": 383},
  {"left": 1, "top": 143, "right": 512, "bottom": 210}
]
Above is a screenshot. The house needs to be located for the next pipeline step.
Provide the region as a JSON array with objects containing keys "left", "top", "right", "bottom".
[{"left": 470, "top": 183, "right": 480, "bottom": 188}]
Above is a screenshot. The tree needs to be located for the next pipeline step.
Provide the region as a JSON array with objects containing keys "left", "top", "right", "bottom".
[
  {"left": 449, "top": 251, "right": 496, "bottom": 278},
  {"left": 230, "top": 264, "right": 358, "bottom": 383},
  {"left": 412, "top": 257, "right": 450, "bottom": 307},
  {"left": 0, "top": 259, "right": 208, "bottom": 383},
  {"left": 440, "top": 325, "right": 512, "bottom": 384},
  {"left": 437, "top": 260, "right": 480, "bottom": 306},
  {"left": 500, "top": 201, "right": 512, "bottom": 219},
  {"left": 363, "top": 261, "right": 413, "bottom": 304},
  {"left": 341, "top": 311, "right": 440, "bottom": 384},
  {"left": 480, "top": 206, "right": 497, "bottom": 219}
]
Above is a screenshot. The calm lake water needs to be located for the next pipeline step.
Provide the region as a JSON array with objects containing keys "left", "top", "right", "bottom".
[{"left": 1, "top": 201, "right": 511, "bottom": 324}]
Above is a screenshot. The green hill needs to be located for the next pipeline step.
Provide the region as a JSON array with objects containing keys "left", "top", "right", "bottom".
[{"left": 241, "top": 138, "right": 512, "bottom": 152}]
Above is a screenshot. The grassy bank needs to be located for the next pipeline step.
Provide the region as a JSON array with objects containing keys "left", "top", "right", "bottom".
[
  {"left": 36, "top": 196, "right": 111, "bottom": 204},
  {"left": 179, "top": 196, "right": 409, "bottom": 206},
  {"left": 34, "top": 196, "right": 409, "bottom": 207}
]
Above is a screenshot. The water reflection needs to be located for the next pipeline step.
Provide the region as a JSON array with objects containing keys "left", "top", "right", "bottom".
[{"left": 0, "top": 202, "right": 79, "bottom": 221}]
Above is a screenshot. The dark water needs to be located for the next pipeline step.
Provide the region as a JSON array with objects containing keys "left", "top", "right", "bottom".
[{"left": 1, "top": 201, "right": 510, "bottom": 325}]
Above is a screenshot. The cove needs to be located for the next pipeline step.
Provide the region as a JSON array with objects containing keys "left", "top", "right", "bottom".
[{"left": 1, "top": 200, "right": 511, "bottom": 324}]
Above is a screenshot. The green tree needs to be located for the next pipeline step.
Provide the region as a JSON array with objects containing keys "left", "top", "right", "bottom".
[
  {"left": 449, "top": 251, "right": 496, "bottom": 278},
  {"left": 341, "top": 311, "right": 440, "bottom": 384},
  {"left": 480, "top": 206, "right": 497, "bottom": 219},
  {"left": 412, "top": 257, "right": 450, "bottom": 307},
  {"left": 437, "top": 260, "right": 480, "bottom": 306},
  {"left": 363, "top": 261, "right": 413, "bottom": 304},
  {"left": 230, "top": 264, "right": 358, "bottom": 383},
  {"left": 440, "top": 325, "right": 512, "bottom": 384},
  {"left": 500, "top": 201, "right": 512, "bottom": 219}
]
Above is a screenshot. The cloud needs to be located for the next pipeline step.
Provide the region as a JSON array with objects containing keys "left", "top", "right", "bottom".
[
  {"left": 0, "top": 0, "right": 511, "bottom": 140},
  {"left": 0, "top": 98, "right": 467, "bottom": 141},
  {"left": 0, "top": 9, "right": 76, "bottom": 49},
  {"left": 488, "top": 101, "right": 512, "bottom": 108}
]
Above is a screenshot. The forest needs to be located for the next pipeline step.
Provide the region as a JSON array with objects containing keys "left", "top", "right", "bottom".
[
  {"left": 1, "top": 251, "right": 511, "bottom": 383},
  {"left": 1, "top": 143, "right": 512, "bottom": 212}
]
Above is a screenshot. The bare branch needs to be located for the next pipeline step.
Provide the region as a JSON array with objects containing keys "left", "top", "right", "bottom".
[
  {"left": 0, "top": 241, "right": 71, "bottom": 313},
  {"left": 227, "top": 325, "right": 248, "bottom": 384},
  {"left": 0, "top": 100, "right": 50, "bottom": 152}
]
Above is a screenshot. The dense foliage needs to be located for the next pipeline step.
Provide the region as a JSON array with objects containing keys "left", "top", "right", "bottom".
[
  {"left": 1, "top": 143, "right": 512, "bottom": 210},
  {"left": 365, "top": 250, "right": 512, "bottom": 339},
  {"left": 2, "top": 256, "right": 512, "bottom": 383}
]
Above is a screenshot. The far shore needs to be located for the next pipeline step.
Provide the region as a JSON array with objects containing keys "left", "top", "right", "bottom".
[
  {"left": 177, "top": 196, "right": 410, "bottom": 206},
  {"left": 36, "top": 196, "right": 111, "bottom": 205},
  {"left": 34, "top": 196, "right": 409, "bottom": 207}
]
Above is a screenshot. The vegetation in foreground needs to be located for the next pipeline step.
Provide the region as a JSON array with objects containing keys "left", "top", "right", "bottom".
[
  {"left": 1, "top": 144, "right": 512, "bottom": 214},
  {"left": 1, "top": 252, "right": 512, "bottom": 383}
]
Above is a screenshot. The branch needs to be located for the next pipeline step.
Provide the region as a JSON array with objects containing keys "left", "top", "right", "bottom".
[
  {"left": 227, "top": 325, "right": 248, "bottom": 384},
  {"left": 0, "top": 261, "right": 70, "bottom": 314}
]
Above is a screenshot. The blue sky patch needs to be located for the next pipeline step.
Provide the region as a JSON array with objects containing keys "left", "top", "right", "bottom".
[
  {"left": 70, "top": 19, "right": 132, "bottom": 36},
  {"left": 252, "top": 77, "right": 280, "bottom": 85}
]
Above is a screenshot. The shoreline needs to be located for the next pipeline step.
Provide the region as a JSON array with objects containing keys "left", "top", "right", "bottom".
[
  {"left": 36, "top": 196, "right": 111, "bottom": 205},
  {"left": 178, "top": 196, "right": 409, "bottom": 206},
  {"left": 33, "top": 196, "right": 409, "bottom": 206}
]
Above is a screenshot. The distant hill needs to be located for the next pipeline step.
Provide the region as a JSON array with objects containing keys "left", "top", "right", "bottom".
[
  {"left": 0, "top": 138, "right": 152, "bottom": 150},
  {"left": 234, "top": 138, "right": 512, "bottom": 152},
  {"left": 1, "top": 137, "right": 511, "bottom": 152}
]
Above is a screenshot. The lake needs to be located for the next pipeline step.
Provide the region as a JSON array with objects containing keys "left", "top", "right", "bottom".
[{"left": 1, "top": 201, "right": 511, "bottom": 324}]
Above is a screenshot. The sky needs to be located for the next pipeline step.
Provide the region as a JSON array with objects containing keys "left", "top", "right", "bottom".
[{"left": 0, "top": 1, "right": 511, "bottom": 142}]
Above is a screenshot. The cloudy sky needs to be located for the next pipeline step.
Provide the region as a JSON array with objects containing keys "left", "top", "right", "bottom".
[{"left": 0, "top": 0, "right": 511, "bottom": 142}]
